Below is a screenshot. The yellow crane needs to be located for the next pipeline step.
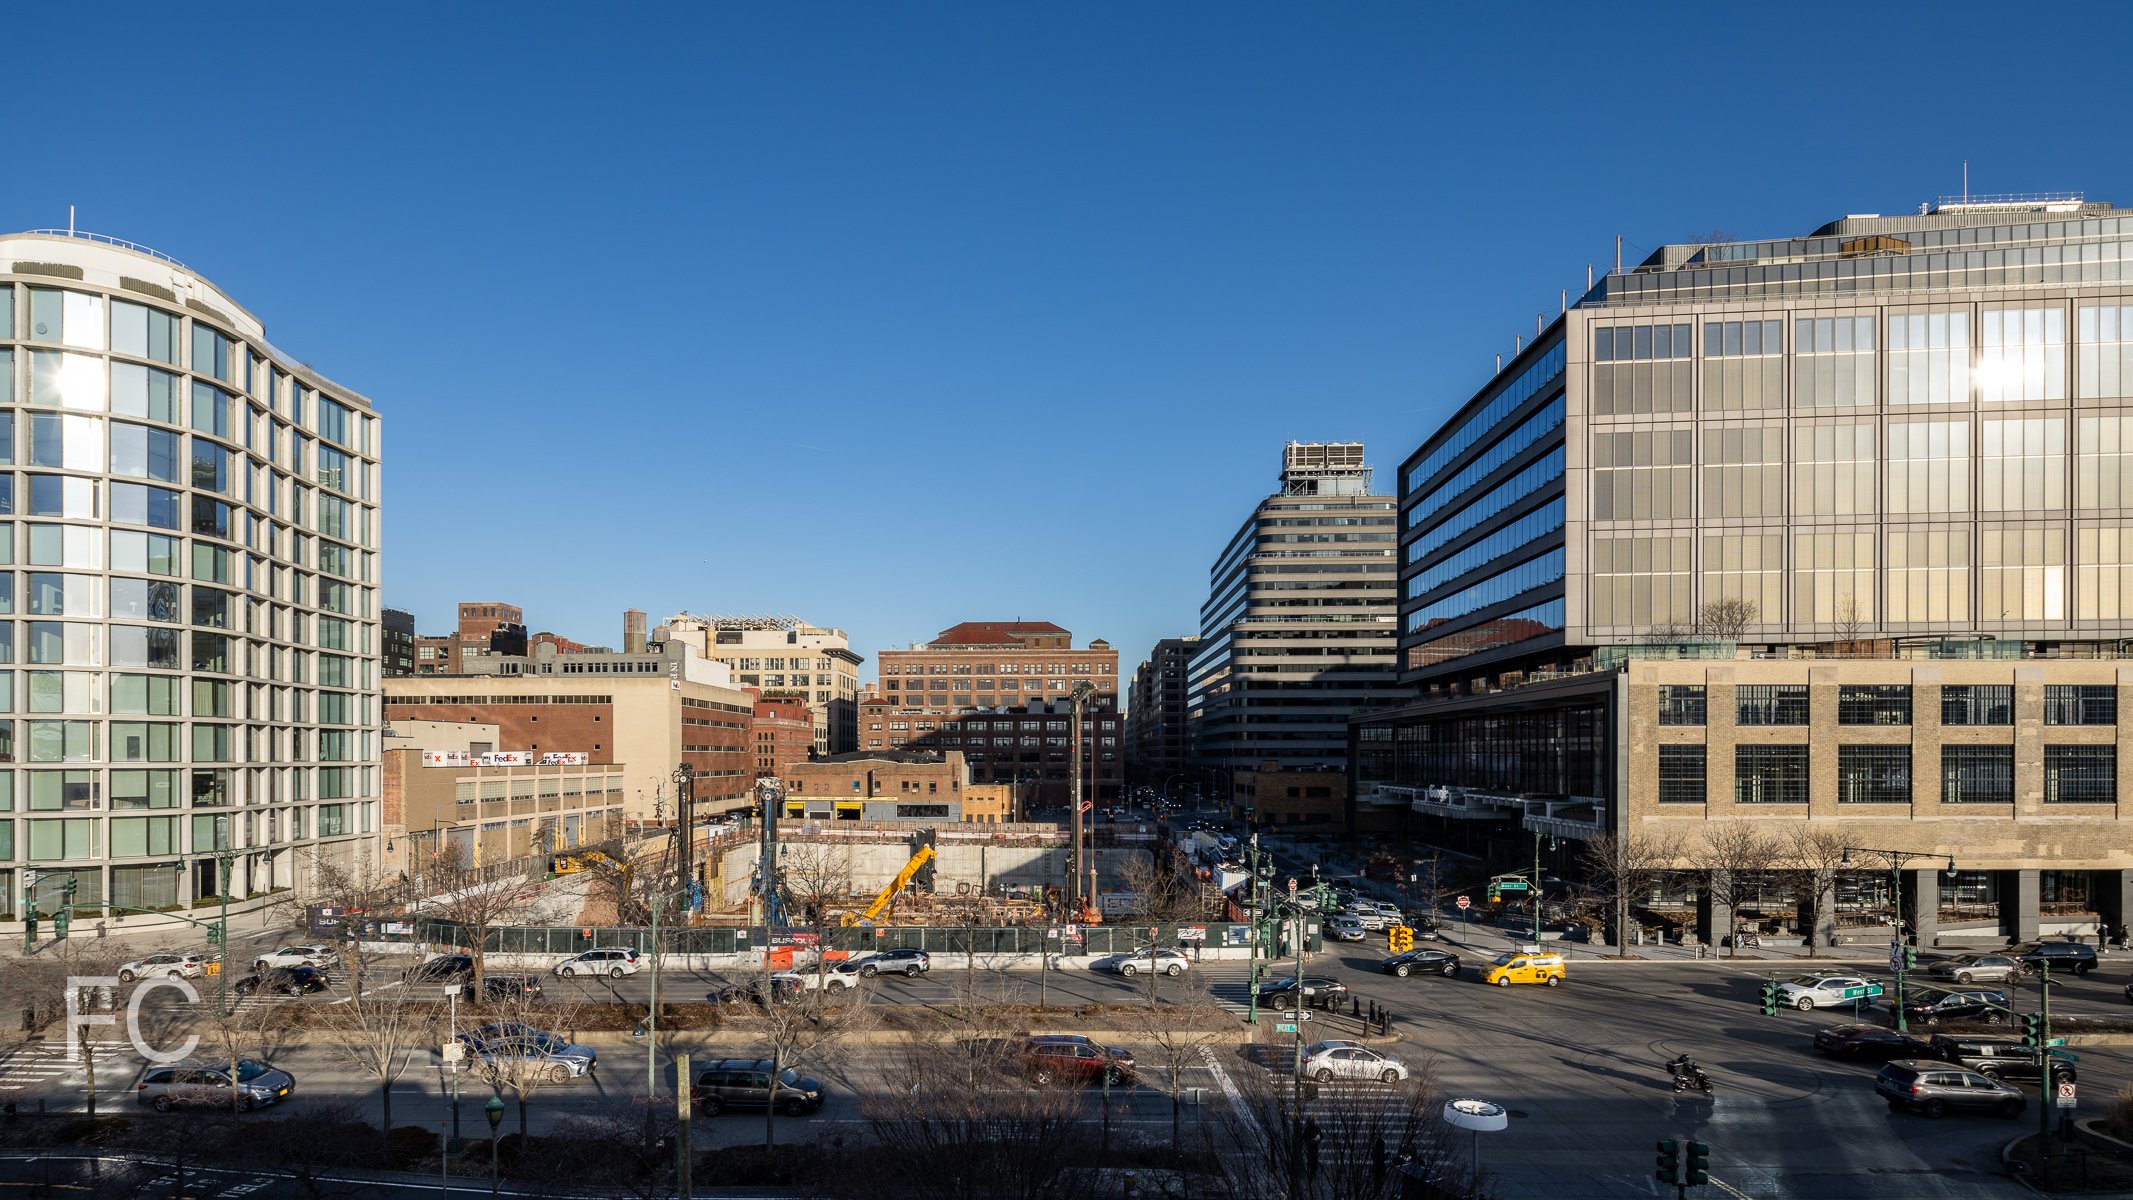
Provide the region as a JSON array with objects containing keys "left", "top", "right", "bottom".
[{"left": 845, "top": 844, "right": 936, "bottom": 925}]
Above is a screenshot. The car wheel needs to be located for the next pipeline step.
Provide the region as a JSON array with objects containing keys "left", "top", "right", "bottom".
[
  {"left": 1923, "top": 1015, "right": 1940, "bottom": 1028},
  {"left": 1922, "top": 1099, "right": 1946, "bottom": 1119},
  {"left": 610, "top": 966, "right": 626, "bottom": 979},
  {"left": 1314, "top": 1069, "right": 1335, "bottom": 1083},
  {"left": 1544, "top": 976, "right": 1560, "bottom": 987},
  {"left": 152, "top": 1096, "right": 175, "bottom": 1113},
  {"left": 1379, "top": 1069, "right": 1400, "bottom": 1083},
  {"left": 905, "top": 965, "right": 921, "bottom": 978},
  {"left": 1984, "top": 1012, "right": 2007, "bottom": 1026},
  {"left": 1165, "top": 964, "right": 1183, "bottom": 977},
  {"left": 1999, "top": 1099, "right": 2023, "bottom": 1119},
  {"left": 1887, "top": 1099, "right": 1903, "bottom": 1113},
  {"left": 860, "top": 965, "right": 878, "bottom": 977},
  {"left": 545, "top": 1064, "right": 571, "bottom": 1084},
  {"left": 1496, "top": 977, "right": 1511, "bottom": 987},
  {"left": 1031, "top": 1067, "right": 1054, "bottom": 1085},
  {"left": 1794, "top": 997, "right": 1815, "bottom": 1011},
  {"left": 1104, "top": 1067, "right": 1126, "bottom": 1087},
  {"left": 1393, "top": 965, "right": 1411, "bottom": 978},
  {"left": 1978, "top": 1067, "right": 2001, "bottom": 1081},
  {"left": 781, "top": 1098, "right": 810, "bottom": 1116},
  {"left": 119, "top": 970, "right": 138, "bottom": 983},
  {"left": 1955, "top": 972, "right": 1972, "bottom": 984},
  {"left": 1442, "top": 963, "right": 1458, "bottom": 977},
  {"left": 1120, "top": 964, "right": 1138, "bottom": 978},
  {"left": 239, "top": 1096, "right": 255, "bottom": 1113}
]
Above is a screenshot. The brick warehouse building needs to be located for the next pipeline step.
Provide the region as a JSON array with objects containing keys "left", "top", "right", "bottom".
[
  {"left": 751, "top": 690, "right": 815, "bottom": 777},
  {"left": 867, "top": 621, "right": 1124, "bottom": 807},
  {"left": 384, "top": 640, "right": 755, "bottom": 823}
]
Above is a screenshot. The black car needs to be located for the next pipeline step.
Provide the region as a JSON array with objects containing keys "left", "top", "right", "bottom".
[
  {"left": 2010, "top": 941, "right": 2099, "bottom": 976},
  {"left": 1813, "top": 1024, "right": 1936, "bottom": 1061},
  {"left": 405, "top": 955, "right": 543, "bottom": 1000},
  {"left": 1931, "top": 1036, "right": 2077, "bottom": 1085},
  {"left": 1380, "top": 949, "right": 1461, "bottom": 978},
  {"left": 232, "top": 966, "right": 330, "bottom": 997},
  {"left": 1900, "top": 990, "right": 2011, "bottom": 1028},
  {"left": 1256, "top": 975, "right": 1350, "bottom": 1006},
  {"left": 715, "top": 973, "right": 805, "bottom": 1006}
]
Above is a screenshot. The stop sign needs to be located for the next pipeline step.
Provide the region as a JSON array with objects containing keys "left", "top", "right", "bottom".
[
  {"left": 1287, "top": 877, "right": 1297, "bottom": 893},
  {"left": 1456, "top": 895, "right": 1471, "bottom": 910}
]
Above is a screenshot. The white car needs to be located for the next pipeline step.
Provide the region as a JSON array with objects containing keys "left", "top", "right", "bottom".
[
  {"left": 1776, "top": 974, "right": 1881, "bottom": 1011},
  {"left": 252, "top": 945, "right": 339, "bottom": 972},
  {"left": 1340, "top": 907, "right": 1391, "bottom": 932},
  {"left": 1299, "top": 1039, "right": 1409, "bottom": 1083},
  {"left": 1093, "top": 948, "right": 1192, "bottom": 978},
  {"left": 554, "top": 948, "right": 642, "bottom": 978},
  {"left": 118, "top": 954, "right": 206, "bottom": 983},
  {"left": 800, "top": 963, "right": 862, "bottom": 991},
  {"left": 1323, "top": 915, "right": 1368, "bottom": 942}
]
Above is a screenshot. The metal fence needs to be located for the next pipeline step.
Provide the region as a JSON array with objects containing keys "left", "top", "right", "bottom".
[{"left": 412, "top": 917, "right": 1251, "bottom": 957}]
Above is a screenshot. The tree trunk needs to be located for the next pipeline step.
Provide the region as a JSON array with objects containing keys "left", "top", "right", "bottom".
[
  {"left": 519, "top": 1093, "right": 528, "bottom": 1141},
  {"left": 1613, "top": 892, "right": 1630, "bottom": 959},
  {"left": 764, "top": 1052, "right": 780, "bottom": 1147},
  {"left": 381, "top": 1075, "right": 393, "bottom": 1135}
]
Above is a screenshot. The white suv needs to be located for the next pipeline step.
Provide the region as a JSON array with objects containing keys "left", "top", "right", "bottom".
[{"left": 118, "top": 954, "right": 206, "bottom": 983}]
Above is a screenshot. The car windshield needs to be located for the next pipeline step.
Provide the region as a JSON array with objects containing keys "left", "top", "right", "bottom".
[
  {"left": 1787, "top": 976, "right": 1824, "bottom": 986},
  {"left": 1493, "top": 953, "right": 1521, "bottom": 966},
  {"left": 233, "top": 1059, "right": 273, "bottom": 1082},
  {"left": 779, "top": 1068, "right": 802, "bottom": 1085}
]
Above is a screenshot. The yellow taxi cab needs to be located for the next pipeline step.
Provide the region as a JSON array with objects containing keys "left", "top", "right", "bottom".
[{"left": 1481, "top": 951, "right": 1565, "bottom": 987}]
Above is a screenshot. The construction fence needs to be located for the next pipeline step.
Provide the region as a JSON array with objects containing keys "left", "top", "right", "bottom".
[{"left": 410, "top": 917, "right": 1256, "bottom": 958}]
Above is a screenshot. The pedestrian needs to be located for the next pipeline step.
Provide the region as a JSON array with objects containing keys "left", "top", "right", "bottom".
[
  {"left": 1372, "top": 1137, "right": 1387, "bottom": 1184},
  {"left": 1304, "top": 1116, "right": 1323, "bottom": 1177}
]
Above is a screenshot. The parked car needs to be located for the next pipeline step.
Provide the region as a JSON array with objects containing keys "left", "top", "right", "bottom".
[
  {"left": 553, "top": 948, "right": 641, "bottom": 978},
  {"left": 136, "top": 1059, "right": 295, "bottom": 1112},
  {"left": 117, "top": 954, "right": 205, "bottom": 983},
  {"left": 1092, "top": 948, "right": 1191, "bottom": 978},
  {"left": 849, "top": 948, "right": 931, "bottom": 978},
  {"left": 1902, "top": 990, "right": 2012, "bottom": 1028},
  {"left": 1775, "top": 975, "right": 1879, "bottom": 1011},
  {"left": 405, "top": 955, "right": 477, "bottom": 984},
  {"left": 801, "top": 962, "right": 864, "bottom": 991},
  {"left": 252, "top": 945, "right": 338, "bottom": 972},
  {"left": 1380, "top": 949, "right": 1462, "bottom": 978},
  {"left": 1323, "top": 915, "right": 1368, "bottom": 942},
  {"left": 690, "top": 1058, "right": 826, "bottom": 1117},
  {"left": 2010, "top": 941, "right": 2100, "bottom": 976},
  {"left": 232, "top": 966, "right": 331, "bottom": 998},
  {"left": 1021, "top": 1035, "right": 1134, "bottom": 1086},
  {"left": 1931, "top": 1036, "right": 2077, "bottom": 1085},
  {"left": 1874, "top": 1060, "right": 2027, "bottom": 1118},
  {"left": 1299, "top": 1039, "right": 1409, "bottom": 1083},
  {"left": 1923, "top": 954, "right": 2027, "bottom": 985},
  {"left": 455, "top": 1023, "right": 597, "bottom": 1082},
  {"left": 1339, "top": 907, "right": 1391, "bottom": 932},
  {"left": 1256, "top": 975, "right": 1350, "bottom": 1006},
  {"left": 1812, "top": 1025, "right": 1936, "bottom": 1061}
]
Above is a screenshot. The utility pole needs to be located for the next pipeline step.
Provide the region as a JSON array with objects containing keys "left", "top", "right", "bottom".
[
  {"left": 1069, "top": 680, "right": 1096, "bottom": 909},
  {"left": 644, "top": 887, "right": 665, "bottom": 1152},
  {"left": 214, "top": 816, "right": 233, "bottom": 1016},
  {"left": 676, "top": 1049, "right": 693, "bottom": 1199},
  {"left": 2035, "top": 961, "right": 2055, "bottom": 1163}
]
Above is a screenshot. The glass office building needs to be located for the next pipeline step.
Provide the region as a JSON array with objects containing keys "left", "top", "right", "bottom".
[
  {"left": 1360, "top": 197, "right": 2133, "bottom": 943},
  {"left": 0, "top": 231, "right": 382, "bottom": 929}
]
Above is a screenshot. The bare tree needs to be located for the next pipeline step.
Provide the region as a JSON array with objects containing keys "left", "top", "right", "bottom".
[
  {"left": 856, "top": 1031, "right": 1103, "bottom": 1200},
  {"left": 1122, "top": 1000, "right": 1231, "bottom": 1152},
  {"left": 1645, "top": 621, "right": 1688, "bottom": 646},
  {"left": 1580, "top": 829, "right": 1688, "bottom": 956},
  {"left": 1202, "top": 1058, "right": 1481, "bottom": 1199},
  {"left": 1776, "top": 827, "right": 1854, "bottom": 957},
  {"left": 464, "top": 985, "right": 597, "bottom": 1141},
  {"left": 424, "top": 842, "right": 535, "bottom": 990},
  {"left": 776, "top": 840, "right": 856, "bottom": 991},
  {"left": 1832, "top": 593, "right": 1869, "bottom": 657},
  {"left": 1699, "top": 825, "right": 1781, "bottom": 956},
  {"left": 1115, "top": 848, "right": 1209, "bottom": 1004},
  {"left": 1693, "top": 597, "right": 1758, "bottom": 642},
  {"left": 307, "top": 969, "right": 438, "bottom": 1138},
  {"left": 198, "top": 989, "right": 302, "bottom": 1114}
]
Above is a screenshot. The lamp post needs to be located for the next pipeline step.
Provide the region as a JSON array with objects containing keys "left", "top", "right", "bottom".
[
  {"left": 444, "top": 982, "right": 464, "bottom": 1150},
  {"left": 673, "top": 765, "right": 698, "bottom": 896},
  {"left": 1531, "top": 829, "right": 1558, "bottom": 945},
  {"left": 484, "top": 1093, "right": 505, "bottom": 1195},
  {"left": 1068, "top": 681, "right": 1096, "bottom": 910},
  {"left": 213, "top": 815, "right": 234, "bottom": 1016},
  {"left": 1839, "top": 845, "right": 1958, "bottom": 1033}
]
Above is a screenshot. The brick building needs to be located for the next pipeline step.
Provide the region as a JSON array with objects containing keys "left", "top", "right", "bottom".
[
  {"left": 383, "top": 640, "right": 755, "bottom": 820},
  {"left": 869, "top": 621, "right": 1123, "bottom": 806},
  {"left": 780, "top": 751, "right": 1017, "bottom": 823},
  {"left": 751, "top": 690, "right": 815, "bottom": 778}
]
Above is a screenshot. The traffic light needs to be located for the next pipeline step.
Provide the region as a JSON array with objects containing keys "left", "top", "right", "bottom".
[
  {"left": 1685, "top": 1141, "right": 1710, "bottom": 1185},
  {"left": 53, "top": 908, "right": 70, "bottom": 940},
  {"left": 2021, "top": 1013, "right": 2043, "bottom": 1048},
  {"left": 1388, "top": 925, "right": 1414, "bottom": 953},
  {"left": 1902, "top": 946, "right": 1918, "bottom": 971},
  {"left": 62, "top": 877, "right": 77, "bottom": 903},
  {"left": 1758, "top": 980, "right": 1779, "bottom": 1016},
  {"left": 1655, "top": 1138, "right": 1681, "bottom": 1185},
  {"left": 206, "top": 921, "right": 225, "bottom": 949}
]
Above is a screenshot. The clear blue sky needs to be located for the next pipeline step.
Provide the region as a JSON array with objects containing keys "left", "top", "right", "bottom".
[{"left": 13, "top": 4, "right": 2131, "bottom": 674}]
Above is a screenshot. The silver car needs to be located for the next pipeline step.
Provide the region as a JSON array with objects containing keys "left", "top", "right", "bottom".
[
  {"left": 1924, "top": 954, "right": 2027, "bottom": 985},
  {"left": 1299, "top": 1039, "right": 1409, "bottom": 1083},
  {"left": 135, "top": 1059, "right": 295, "bottom": 1112}
]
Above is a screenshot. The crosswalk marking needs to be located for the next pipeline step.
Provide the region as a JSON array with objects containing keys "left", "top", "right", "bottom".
[{"left": 0, "top": 1040, "right": 135, "bottom": 1091}]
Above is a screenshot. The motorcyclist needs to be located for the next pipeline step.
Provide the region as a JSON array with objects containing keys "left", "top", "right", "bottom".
[{"left": 1667, "top": 1053, "right": 1708, "bottom": 1090}]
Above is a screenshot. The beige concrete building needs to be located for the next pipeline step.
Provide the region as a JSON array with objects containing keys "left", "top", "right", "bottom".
[
  {"left": 387, "top": 748, "right": 625, "bottom": 871},
  {"left": 661, "top": 615, "right": 863, "bottom": 755}
]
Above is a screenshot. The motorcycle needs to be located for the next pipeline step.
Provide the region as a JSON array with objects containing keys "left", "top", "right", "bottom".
[
  {"left": 1668, "top": 1056, "right": 1712, "bottom": 1094},
  {"left": 1730, "top": 930, "right": 1763, "bottom": 949}
]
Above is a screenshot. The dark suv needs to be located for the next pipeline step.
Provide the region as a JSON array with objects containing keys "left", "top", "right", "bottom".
[
  {"left": 1931, "top": 1036, "right": 2076, "bottom": 1085},
  {"left": 1875, "top": 1060, "right": 2026, "bottom": 1118},
  {"left": 1021, "top": 1036, "right": 1134, "bottom": 1086},
  {"left": 2011, "top": 941, "right": 2099, "bottom": 976},
  {"left": 691, "top": 1058, "right": 826, "bottom": 1117}
]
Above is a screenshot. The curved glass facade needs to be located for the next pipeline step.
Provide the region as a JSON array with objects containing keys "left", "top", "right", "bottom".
[{"left": 0, "top": 236, "right": 381, "bottom": 922}]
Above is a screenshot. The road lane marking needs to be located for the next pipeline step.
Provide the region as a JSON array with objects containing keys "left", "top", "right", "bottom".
[{"left": 1196, "top": 1044, "right": 1243, "bottom": 1109}]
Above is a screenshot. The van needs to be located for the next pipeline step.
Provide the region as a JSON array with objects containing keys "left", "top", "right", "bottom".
[
  {"left": 1481, "top": 951, "right": 1565, "bottom": 987},
  {"left": 691, "top": 1058, "right": 827, "bottom": 1117}
]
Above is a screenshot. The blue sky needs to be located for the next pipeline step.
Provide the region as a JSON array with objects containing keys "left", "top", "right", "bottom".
[{"left": 13, "top": 4, "right": 2132, "bottom": 674}]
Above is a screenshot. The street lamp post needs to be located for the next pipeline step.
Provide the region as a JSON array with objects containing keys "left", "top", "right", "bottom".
[
  {"left": 213, "top": 815, "right": 234, "bottom": 1016},
  {"left": 484, "top": 1093, "right": 505, "bottom": 1195},
  {"left": 444, "top": 982, "right": 464, "bottom": 1151},
  {"left": 1443, "top": 1098, "right": 1508, "bottom": 1200},
  {"left": 1068, "top": 680, "right": 1097, "bottom": 909},
  {"left": 1839, "top": 845, "right": 1957, "bottom": 1033}
]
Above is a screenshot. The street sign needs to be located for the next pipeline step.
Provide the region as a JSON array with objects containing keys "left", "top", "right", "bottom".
[
  {"left": 442, "top": 1043, "right": 464, "bottom": 1063},
  {"left": 1456, "top": 896, "right": 1472, "bottom": 911},
  {"left": 1288, "top": 877, "right": 1298, "bottom": 894},
  {"left": 1495, "top": 880, "right": 1529, "bottom": 891},
  {"left": 1837, "top": 984, "right": 1884, "bottom": 1000},
  {"left": 1276, "top": 1023, "right": 1298, "bottom": 1034},
  {"left": 2050, "top": 1049, "right": 2082, "bottom": 1062},
  {"left": 1888, "top": 942, "right": 1904, "bottom": 974},
  {"left": 2057, "top": 1080, "right": 2078, "bottom": 1109},
  {"left": 1280, "top": 1010, "right": 1312, "bottom": 1023},
  {"left": 2047, "top": 1037, "right": 2069, "bottom": 1047}
]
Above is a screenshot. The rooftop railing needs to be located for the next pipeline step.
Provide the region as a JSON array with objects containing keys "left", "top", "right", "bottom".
[{"left": 20, "top": 228, "right": 187, "bottom": 269}]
